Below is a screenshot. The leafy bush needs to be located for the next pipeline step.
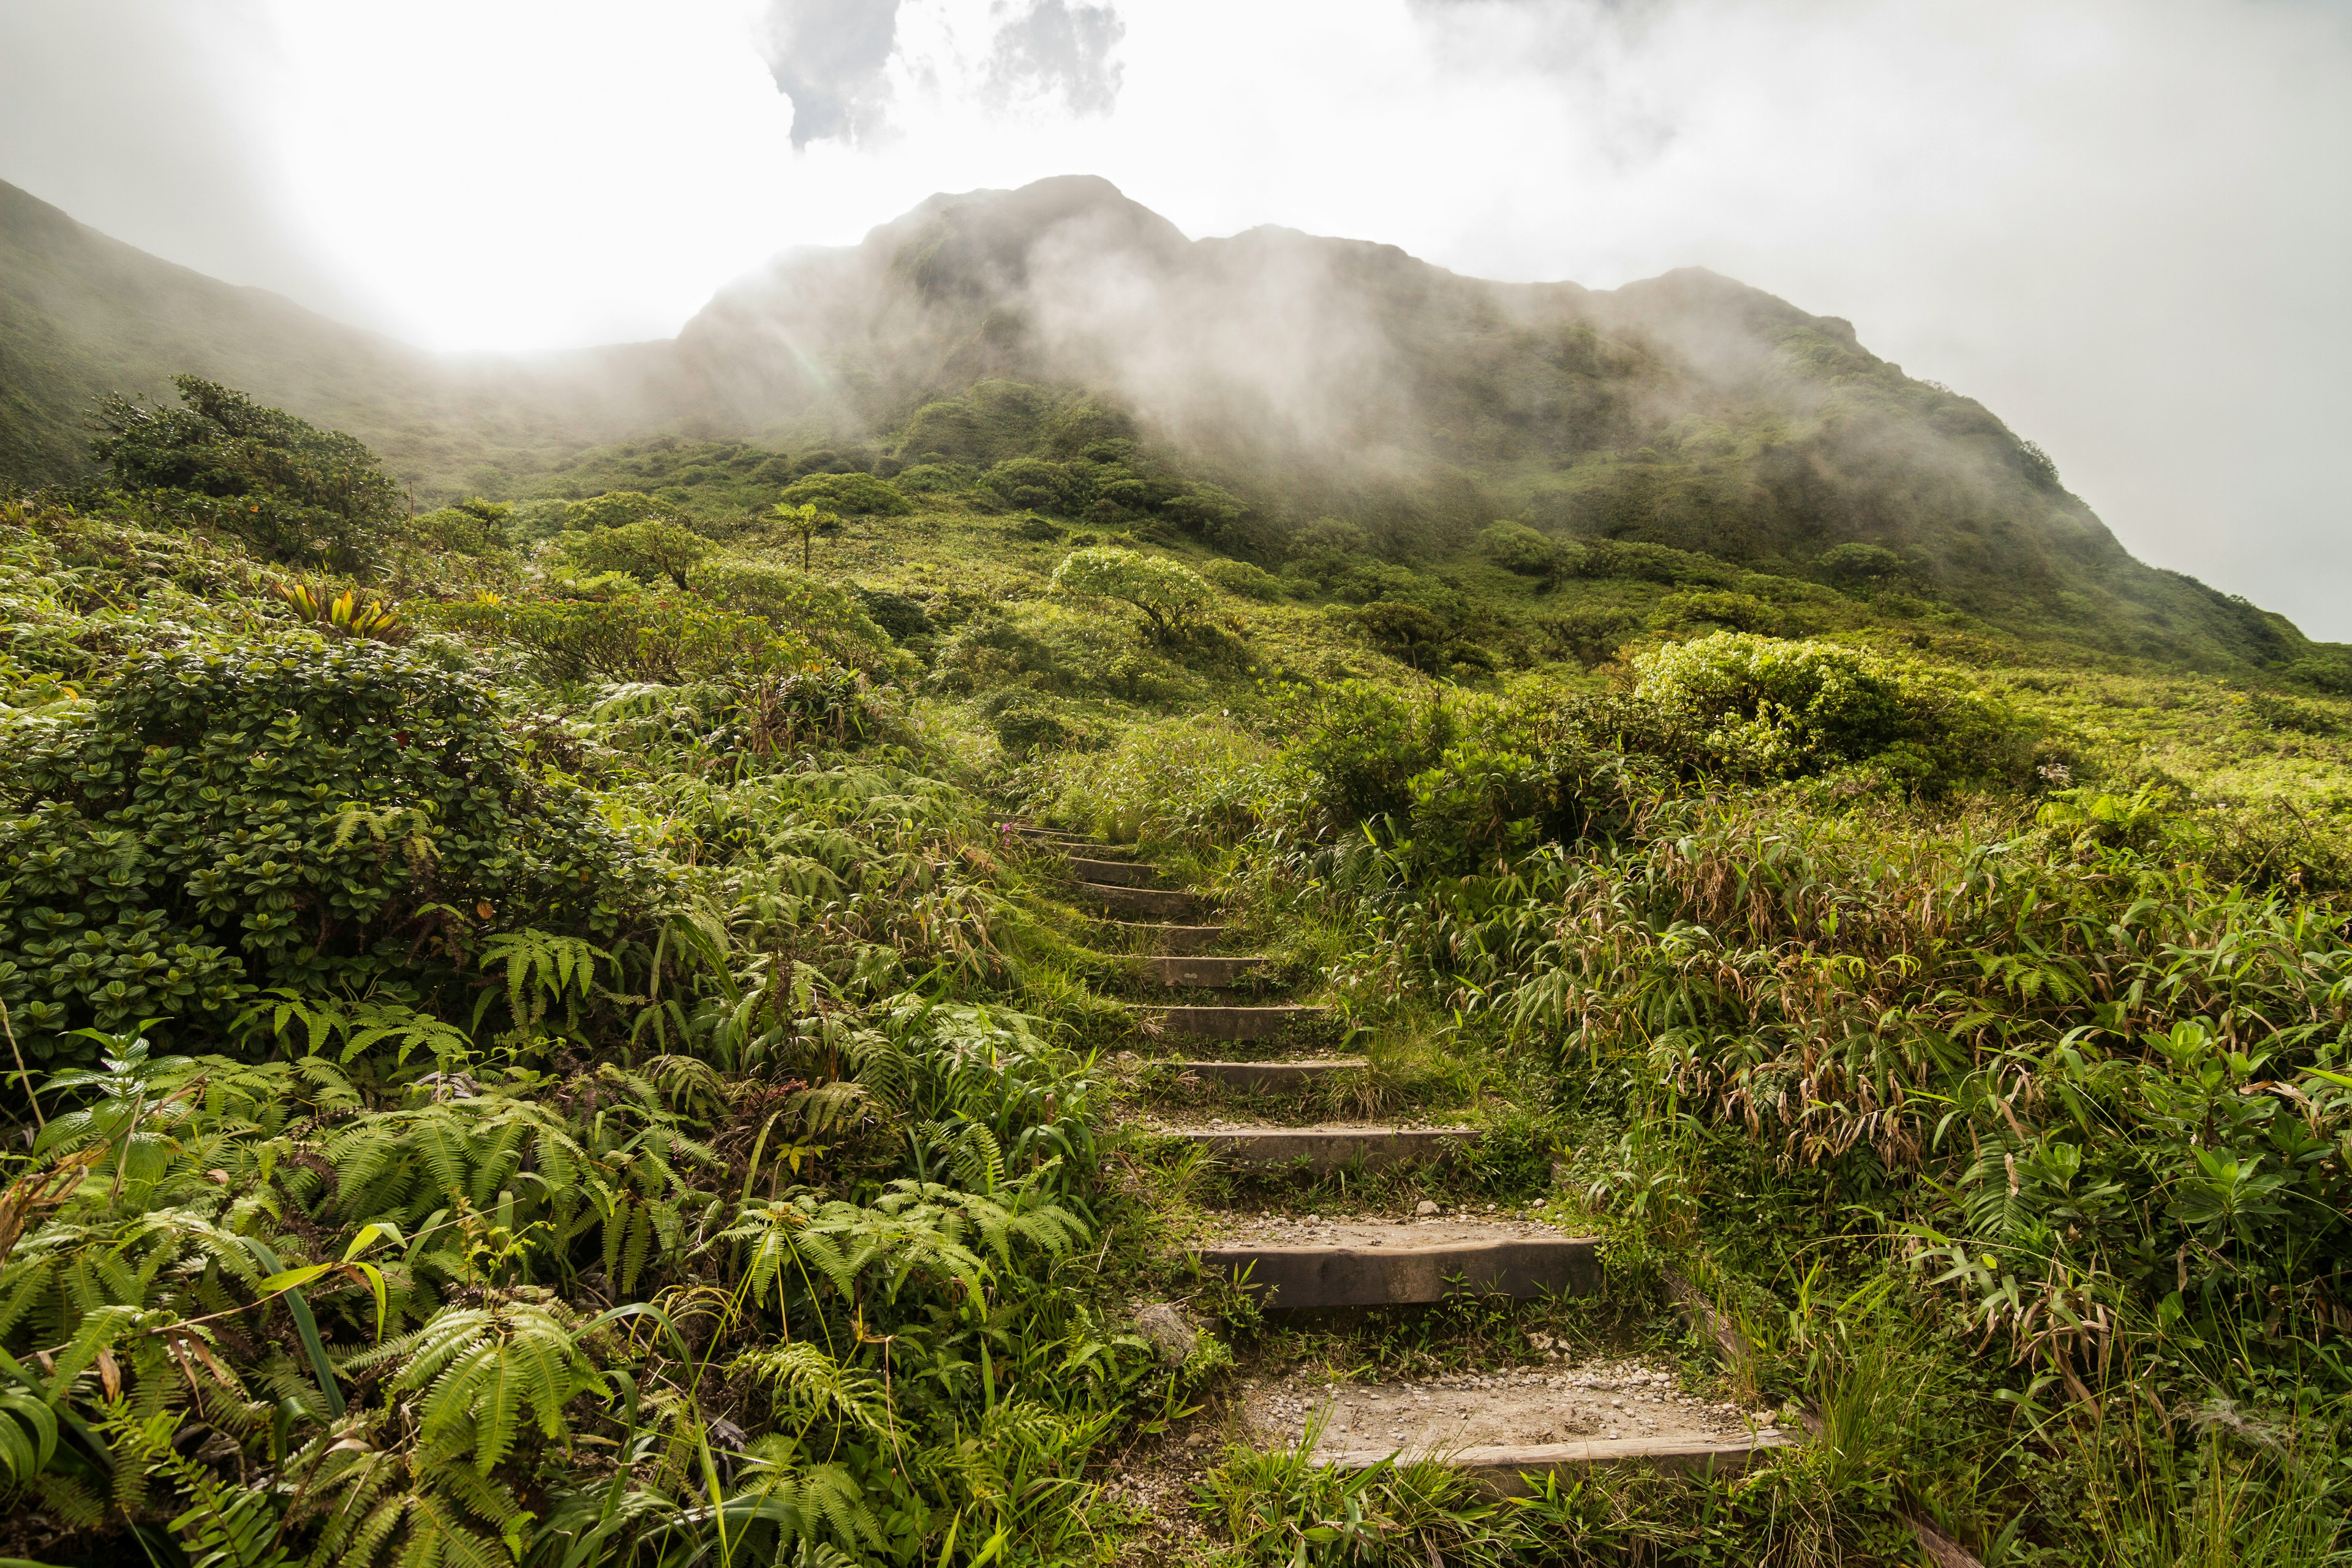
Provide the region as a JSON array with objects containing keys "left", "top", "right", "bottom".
[
  {"left": 87, "top": 375, "right": 404, "bottom": 569},
  {"left": 776, "top": 471, "right": 911, "bottom": 515},
  {"left": 893, "top": 462, "right": 978, "bottom": 495},
  {"left": 1276, "top": 679, "right": 1457, "bottom": 827},
  {"left": 1202, "top": 558, "right": 1285, "bottom": 601},
  {"left": 1657, "top": 589, "right": 1789, "bottom": 635},
  {"left": 1629, "top": 631, "right": 2022, "bottom": 786},
  {"left": 1354, "top": 601, "right": 1453, "bottom": 671},
  {"left": 426, "top": 588, "right": 821, "bottom": 684},
  {"left": 405, "top": 499, "right": 513, "bottom": 560},
  {"left": 1479, "top": 520, "right": 1566, "bottom": 577},
  {"left": 853, "top": 584, "right": 935, "bottom": 641},
  {"left": 1006, "top": 513, "right": 1065, "bottom": 543},
  {"left": 1050, "top": 547, "right": 1213, "bottom": 644},
  {"left": 979, "top": 458, "right": 1084, "bottom": 515},
  {"left": 1161, "top": 483, "right": 1247, "bottom": 543},
  {"left": 976, "top": 689, "right": 1087, "bottom": 756},
  {"left": 1817, "top": 540, "right": 1910, "bottom": 589},
  {"left": 559, "top": 519, "right": 710, "bottom": 589},
  {"left": 0, "top": 635, "right": 673, "bottom": 1065},
  {"left": 1575, "top": 538, "right": 1736, "bottom": 587},
  {"left": 564, "top": 490, "right": 682, "bottom": 532},
  {"left": 696, "top": 562, "right": 901, "bottom": 674},
  {"left": 1536, "top": 605, "right": 1640, "bottom": 666}
]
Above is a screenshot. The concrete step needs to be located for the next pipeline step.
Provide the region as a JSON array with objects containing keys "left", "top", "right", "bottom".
[
  {"left": 1335, "top": 1433, "right": 1796, "bottom": 1492},
  {"left": 1109, "top": 922, "right": 1227, "bottom": 956},
  {"left": 1081, "top": 884, "right": 1204, "bottom": 921},
  {"left": 1239, "top": 1356, "right": 1792, "bottom": 1494},
  {"left": 1067, "top": 856, "right": 1157, "bottom": 886},
  {"left": 1156, "top": 1058, "right": 1367, "bottom": 1091},
  {"left": 1169, "top": 1123, "right": 1473, "bottom": 1172},
  {"left": 1145, "top": 954, "right": 1268, "bottom": 989},
  {"left": 1200, "top": 1218, "right": 1595, "bottom": 1306},
  {"left": 1142, "top": 1005, "right": 1327, "bottom": 1040}
]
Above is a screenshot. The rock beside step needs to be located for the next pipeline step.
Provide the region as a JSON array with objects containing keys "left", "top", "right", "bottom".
[
  {"left": 1170, "top": 1123, "right": 1471, "bottom": 1172},
  {"left": 1157, "top": 1059, "right": 1366, "bottom": 1090},
  {"left": 1142, "top": 1004, "right": 1326, "bottom": 1040},
  {"left": 1199, "top": 1219, "right": 1597, "bottom": 1306},
  {"left": 1080, "top": 883, "right": 1202, "bottom": 921},
  {"left": 1146, "top": 954, "right": 1265, "bottom": 988}
]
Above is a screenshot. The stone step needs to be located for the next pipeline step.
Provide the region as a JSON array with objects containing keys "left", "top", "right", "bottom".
[
  {"left": 1081, "top": 884, "right": 1204, "bottom": 921},
  {"left": 1169, "top": 1123, "right": 1473, "bottom": 1172},
  {"left": 1236, "top": 1349, "right": 1796, "bottom": 1494},
  {"left": 1333, "top": 1434, "right": 1796, "bottom": 1493},
  {"left": 1067, "top": 856, "right": 1157, "bottom": 887},
  {"left": 1157, "top": 1058, "right": 1367, "bottom": 1090},
  {"left": 1110, "top": 922, "right": 1227, "bottom": 956},
  {"left": 1145, "top": 954, "right": 1268, "bottom": 989},
  {"left": 1200, "top": 1218, "right": 1596, "bottom": 1306},
  {"left": 1142, "top": 1004, "right": 1327, "bottom": 1040}
]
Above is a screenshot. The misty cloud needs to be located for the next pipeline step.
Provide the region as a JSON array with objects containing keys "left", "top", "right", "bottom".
[
  {"left": 761, "top": 0, "right": 903, "bottom": 147},
  {"left": 985, "top": 1, "right": 1126, "bottom": 116}
]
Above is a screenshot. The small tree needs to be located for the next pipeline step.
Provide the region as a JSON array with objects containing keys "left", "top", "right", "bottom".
[
  {"left": 567, "top": 491, "right": 679, "bottom": 532},
  {"left": 1050, "top": 546, "right": 1212, "bottom": 644},
  {"left": 563, "top": 519, "right": 709, "bottom": 589},
  {"left": 87, "top": 375, "right": 404, "bottom": 568},
  {"left": 772, "top": 502, "right": 837, "bottom": 572},
  {"left": 776, "top": 472, "right": 911, "bottom": 516}
]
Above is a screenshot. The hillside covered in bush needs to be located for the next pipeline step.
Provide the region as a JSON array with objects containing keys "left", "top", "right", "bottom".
[{"left": 0, "top": 366, "right": 2346, "bottom": 1566}]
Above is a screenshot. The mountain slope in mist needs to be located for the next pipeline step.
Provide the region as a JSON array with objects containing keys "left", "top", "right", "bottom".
[
  {"left": 0, "top": 173, "right": 2308, "bottom": 669},
  {"left": 0, "top": 178, "right": 680, "bottom": 491},
  {"left": 667, "top": 176, "right": 2297, "bottom": 665}
]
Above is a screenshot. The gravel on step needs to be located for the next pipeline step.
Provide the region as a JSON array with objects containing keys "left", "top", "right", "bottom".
[{"left": 1243, "top": 1357, "right": 1780, "bottom": 1458}]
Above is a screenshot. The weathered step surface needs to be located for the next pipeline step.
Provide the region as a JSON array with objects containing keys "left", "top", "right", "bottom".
[
  {"left": 1156, "top": 1058, "right": 1367, "bottom": 1091},
  {"left": 1067, "top": 857, "right": 1156, "bottom": 886},
  {"left": 1242, "top": 1357, "right": 1793, "bottom": 1491},
  {"left": 1080, "top": 883, "right": 1202, "bottom": 921},
  {"left": 1338, "top": 1434, "right": 1796, "bottom": 1493},
  {"left": 1142, "top": 1004, "right": 1327, "bottom": 1040},
  {"left": 1011, "top": 828, "right": 1103, "bottom": 848},
  {"left": 1146, "top": 954, "right": 1266, "bottom": 989},
  {"left": 1167, "top": 1123, "right": 1473, "bottom": 1172},
  {"left": 1200, "top": 1218, "right": 1596, "bottom": 1305},
  {"left": 1110, "top": 922, "right": 1227, "bottom": 956}
]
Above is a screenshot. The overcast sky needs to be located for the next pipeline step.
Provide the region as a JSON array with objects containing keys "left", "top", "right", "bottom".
[{"left": 2, "top": 0, "right": 2346, "bottom": 637}]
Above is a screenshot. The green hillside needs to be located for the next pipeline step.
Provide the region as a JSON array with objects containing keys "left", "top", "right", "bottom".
[{"left": 1, "top": 371, "right": 2348, "bottom": 1564}]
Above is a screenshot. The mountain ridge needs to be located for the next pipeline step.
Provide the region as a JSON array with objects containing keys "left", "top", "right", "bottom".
[{"left": 0, "top": 172, "right": 2322, "bottom": 671}]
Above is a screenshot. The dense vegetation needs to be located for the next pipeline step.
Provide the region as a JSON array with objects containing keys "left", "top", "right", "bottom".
[{"left": 1, "top": 368, "right": 2349, "bottom": 1568}]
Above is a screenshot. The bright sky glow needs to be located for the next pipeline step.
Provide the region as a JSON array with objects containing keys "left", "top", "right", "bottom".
[{"left": 2, "top": 0, "right": 2347, "bottom": 634}]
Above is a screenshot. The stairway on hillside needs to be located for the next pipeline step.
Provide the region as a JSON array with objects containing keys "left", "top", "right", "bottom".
[{"left": 1006, "top": 818, "right": 1794, "bottom": 1495}]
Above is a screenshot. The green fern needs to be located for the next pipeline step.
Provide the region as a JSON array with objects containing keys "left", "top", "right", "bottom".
[{"left": 342, "top": 1295, "right": 608, "bottom": 1475}]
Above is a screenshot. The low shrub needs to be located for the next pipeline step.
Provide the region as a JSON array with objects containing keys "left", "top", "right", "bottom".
[
  {"left": 1202, "top": 558, "right": 1285, "bottom": 601},
  {"left": 1629, "top": 631, "right": 2026, "bottom": 788},
  {"left": 0, "top": 634, "right": 674, "bottom": 1066},
  {"left": 1479, "top": 520, "right": 1567, "bottom": 577},
  {"left": 424, "top": 587, "right": 821, "bottom": 683}
]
